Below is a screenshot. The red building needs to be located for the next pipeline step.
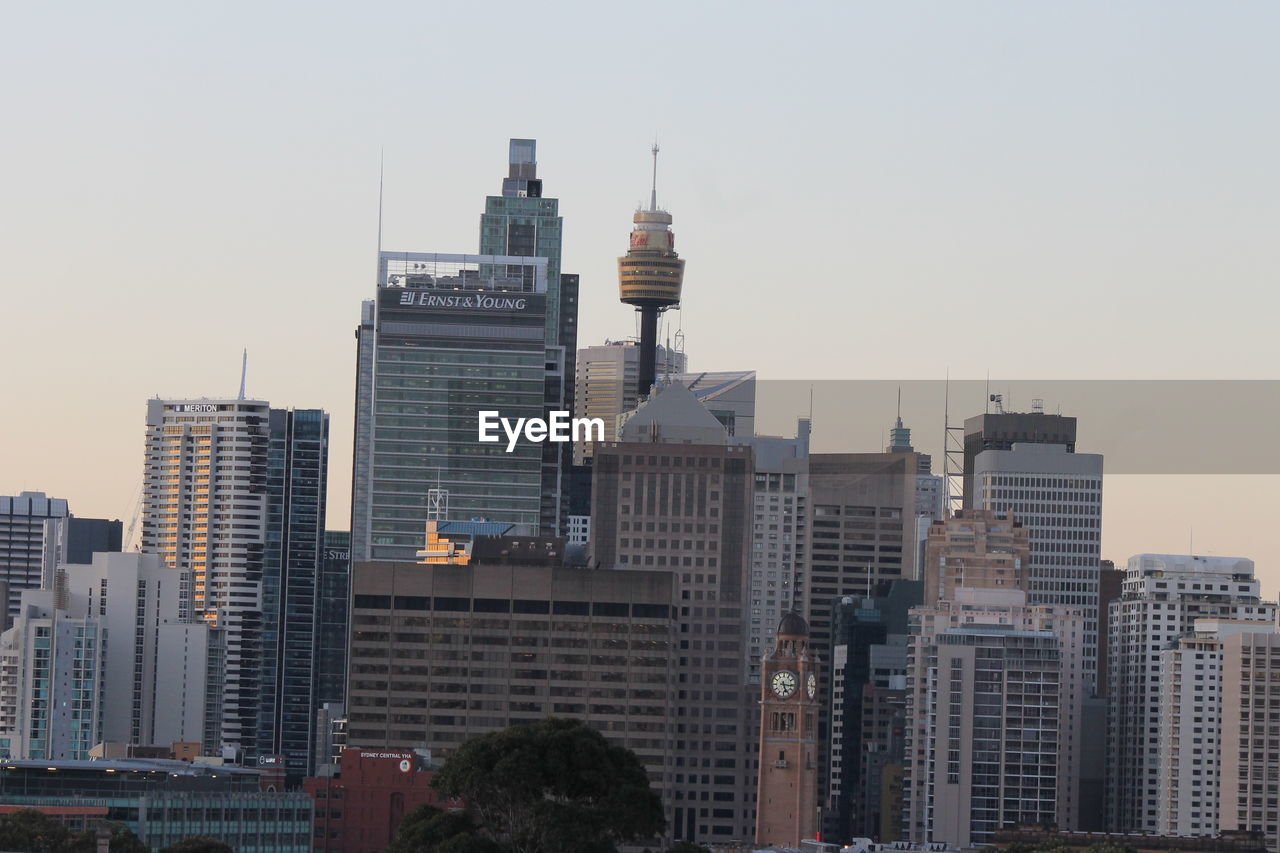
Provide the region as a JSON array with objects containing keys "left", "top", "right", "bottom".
[{"left": 303, "top": 748, "right": 459, "bottom": 853}]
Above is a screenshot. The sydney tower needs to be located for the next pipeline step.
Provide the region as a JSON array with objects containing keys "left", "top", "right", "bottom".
[{"left": 618, "top": 145, "right": 685, "bottom": 399}]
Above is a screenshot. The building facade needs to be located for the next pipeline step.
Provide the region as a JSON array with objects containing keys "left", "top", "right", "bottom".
[
  {"left": 922, "top": 510, "right": 1030, "bottom": 604},
  {"left": 972, "top": 440, "right": 1104, "bottom": 686},
  {"left": 1106, "top": 554, "right": 1276, "bottom": 833},
  {"left": 903, "top": 588, "right": 1087, "bottom": 846},
  {"left": 573, "top": 340, "right": 687, "bottom": 464},
  {"left": 351, "top": 253, "right": 552, "bottom": 559}
]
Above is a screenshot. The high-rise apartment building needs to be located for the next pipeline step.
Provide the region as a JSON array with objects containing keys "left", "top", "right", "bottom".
[
  {"left": 972, "top": 440, "right": 1104, "bottom": 685},
  {"left": 1106, "top": 554, "right": 1275, "bottom": 833},
  {"left": 0, "top": 589, "right": 105, "bottom": 760},
  {"left": 142, "top": 398, "right": 327, "bottom": 763},
  {"left": 588, "top": 382, "right": 757, "bottom": 844},
  {"left": 142, "top": 398, "right": 269, "bottom": 755},
  {"left": 352, "top": 252, "right": 553, "bottom": 558},
  {"left": 903, "top": 588, "right": 1087, "bottom": 847},
  {"left": 573, "top": 340, "right": 687, "bottom": 464},
  {"left": 1217, "top": 629, "right": 1280, "bottom": 846},
  {"left": 258, "top": 408, "right": 329, "bottom": 777},
  {"left": 922, "top": 510, "right": 1030, "bottom": 604}
]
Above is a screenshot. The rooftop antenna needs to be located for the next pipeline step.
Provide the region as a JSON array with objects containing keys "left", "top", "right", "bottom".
[
  {"left": 375, "top": 148, "right": 385, "bottom": 282},
  {"left": 896, "top": 385, "right": 903, "bottom": 428},
  {"left": 238, "top": 349, "right": 248, "bottom": 400},
  {"left": 650, "top": 141, "right": 660, "bottom": 211}
]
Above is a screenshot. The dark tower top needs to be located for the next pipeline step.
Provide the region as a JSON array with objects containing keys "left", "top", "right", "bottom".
[{"left": 776, "top": 610, "right": 809, "bottom": 639}]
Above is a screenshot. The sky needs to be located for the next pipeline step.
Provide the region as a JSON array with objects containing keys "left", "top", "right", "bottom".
[{"left": 2, "top": 3, "right": 1278, "bottom": 586}]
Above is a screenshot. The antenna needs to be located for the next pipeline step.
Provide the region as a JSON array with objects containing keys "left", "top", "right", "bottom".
[
  {"left": 238, "top": 349, "right": 248, "bottom": 400},
  {"left": 375, "top": 149, "right": 385, "bottom": 282},
  {"left": 650, "top": 142, "right": 660, "bottom": 211},
  {"left": 896, "top": 385, "right": 903, "bottom": 428}
]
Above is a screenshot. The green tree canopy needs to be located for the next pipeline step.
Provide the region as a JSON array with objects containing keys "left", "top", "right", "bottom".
[
  {"left": 388, "top": 805, "right": 501, "bottom": 853},
  {"left": 0, "top": 810, "right": 70, "bottom": 853},
  {"left": 431, "top": 717, "right": 664, "bottom": 853}
]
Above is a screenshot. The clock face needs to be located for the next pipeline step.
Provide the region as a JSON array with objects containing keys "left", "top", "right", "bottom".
[
  {"left": 806, "top": 673, "right": 817, "bottom": 699},
  {"left": 771, "top": 670, "right": 798, "bottom": 699}
]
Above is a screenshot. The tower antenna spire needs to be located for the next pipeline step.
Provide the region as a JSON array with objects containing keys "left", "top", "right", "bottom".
[
  {"left": 650, "top": 141, "right": 660, "bottom": 211},
  {"left": 238, "top": 349, "right": 248, "bottom": 400}
]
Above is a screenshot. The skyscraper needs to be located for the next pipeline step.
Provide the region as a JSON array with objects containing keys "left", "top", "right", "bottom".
[
  {"left": 141, "top": 398, "right": 327, "bottom": 763},
  {"left": 921, "top": 509, "right": 1030, "bottom": 603},
  {"left": 351, "top": 252, "right": 553, "bottom": 559},
  {"left": 962, "top": 410, "right": 1077, "bottom": 509},
  {"left": 258, "top": 408, "right": 329, "bottom": 777},
  {"left": 573, "top": 340, "right": 687, "bottom": 464},
  {"left": 479, "top": 138, "right": 578, "bottom": 535},
  {"left": 972, "top": 440, "right": 1104, "bottom": 684},
  {"left": 1107, "top": 554, "right": 1275, "bottom": 833}
]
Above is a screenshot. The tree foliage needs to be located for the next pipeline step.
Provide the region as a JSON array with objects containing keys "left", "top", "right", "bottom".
[
  {"left": 388, "top": 805, "right": 501, "bottom": 853},
  {"left": 0, "top": 813, "right": 148, "bottom": 853},
  {"left": 429, "top": 717, "right": 665, "bottom": 853},
  {"left": 666, "top": 844, "right": 710, "bottom": 853}
]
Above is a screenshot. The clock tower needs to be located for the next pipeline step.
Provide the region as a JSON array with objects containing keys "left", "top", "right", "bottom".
[{"left": 756, "top": 611, "right": 820, "bottom": 847}]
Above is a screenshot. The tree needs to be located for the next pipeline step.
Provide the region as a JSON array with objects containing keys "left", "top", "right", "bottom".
[
  {"left": 432, "top": 717, "right": 665, "bottom": 853},
  {"left": 66, "top": 823, "right": 149, "bottom": 853},
  {"left": 158, "top": 838, "right": 234, "bottom": 853},
  {"left": 666, "top": 844, "right": 710, "bottom": 853},
  {"left": 0, "top": 810, "right": 70, "bottom": 852},
  {"left": 388, "top": 805, "right": 501, "bottom": 853}
]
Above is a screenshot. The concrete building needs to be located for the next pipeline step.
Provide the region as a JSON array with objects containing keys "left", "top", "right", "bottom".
[
  {"left": 903, "top": 588, "right": 1087, "bottom": 847},
  {"left": 0, "top": 590, "right": 104, "bottom": 760},
  {"left": 1218, "top": 629, "right": 1280, "bottom": 846},
  {"left": 962, "top": 410, "right": 1077, "bottom": 509},
  {"left": 739, "top": 419, "right": 810, "bottom": 681},
  {"left": 921, "top": 510, "right": 1030, "bottom": 604},
  {"left": 1107, "top": 554, "right": 1275, "bottom": 833},
  {"left": 972, "top": 440, "right": 1104, "bottom": 686},
  {"left": 345, "top": 558, "right": 674, "bottom": 845},
  {"left": 588, "top": 381, "right": 757, "bottom": 844},
  {"left": 573, "top": 340, "right": 687, "bottom": 464}
]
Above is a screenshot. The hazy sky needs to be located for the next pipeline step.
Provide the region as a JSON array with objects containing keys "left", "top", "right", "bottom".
[{"left": 3, "top": 4, "right": 1278, "bottom": 586}]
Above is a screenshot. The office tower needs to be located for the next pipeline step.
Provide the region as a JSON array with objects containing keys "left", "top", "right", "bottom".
[
  {"left": 588, "top": 382, "right": 756, "bottom": 843},
  {"left": 0, "top": 492, "right": 122, "bottom": 620},
  {"left": 756, "top": 612, "right": 820, "bottom": 848},
  {"left": 972, "top": 440, "right": 1104, "bottom": 685},
  {"left": 479, "top": 139, "right": 579, "bottom": 536},
  {"left": 0, "top": 589, "right": 104, "bottom": 760},
  {"left": 618, "top": 145, "right": 685, "bottom": 397},
  {"left": 1107, "top": 554, "right": 1276, "bottom": 833},
  {"left": 352, "top": 252, "right": 554, "bottom": 560},
  {"left": 962, "top": 409, "right": 1077, "bottom": 509},
  {"left": 142, "top": 398, "right": 269, "bottom": 756},
  {"left": 345, "top": 555, "right": 675, "bottom": 846},
  {"left": 802, "top": 452, "right": 922, "bottom": 660},
  {"left": 826, "top": 597, "right": 886, "bottom": 841},
  {"left": 315, "top": 532, "right": 350, "bottom": 713},
  {"left": 1096, "top": 559, "right": 1123, "bottom": 698},
  {"left": 921, "top": 510, "right": 1030, "bottom": 603},
  {"left": 741, "top": 420, "right": 810, "bottom": 681},
  {"left": 258, "top": 408, "right": 329, "bottom": 777},
  {"left": 886, "top": 411, "right": 946, "bottom": 572},
  {"left": 573, "top": 340, "right": 687, "bottom": 464},
  {"left": 903, "top": 588, "right": 1087, "bottom": 846}
]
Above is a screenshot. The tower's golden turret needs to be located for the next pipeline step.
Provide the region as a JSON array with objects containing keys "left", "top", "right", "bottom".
[{"left": 618, "top": 145, "right": 685, "bottom": 397}]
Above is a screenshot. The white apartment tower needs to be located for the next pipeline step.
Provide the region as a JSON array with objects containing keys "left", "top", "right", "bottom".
[
  {"left": 903, "top": 587, "right": 1087, "bottom": 847},
  {"left": 972, "top": 442, "right": 1104, "bottom": 686},
  {"left": 1106, "top": 554, "right": 1275, "bottom": 833},
  {"left": 141, "top": 398, "right": 269, "bottom": 754}
]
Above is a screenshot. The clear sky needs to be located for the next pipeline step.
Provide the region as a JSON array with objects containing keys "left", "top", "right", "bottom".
[{"left": 3, "top": 3, "right": 1277, "bottom": 584}]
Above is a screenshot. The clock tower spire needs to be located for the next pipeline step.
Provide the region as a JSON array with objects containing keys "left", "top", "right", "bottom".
[{"left": 756, "top": 611, "right": 820, "bottom": 847}]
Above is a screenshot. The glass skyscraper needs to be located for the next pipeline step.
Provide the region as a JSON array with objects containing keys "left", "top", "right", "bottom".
[
  {"left": 258, "top": 408, "right": 329, "bottom": 778},
  {"left": 351, "top": 140, "right": 579, "bottom": 560}
]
